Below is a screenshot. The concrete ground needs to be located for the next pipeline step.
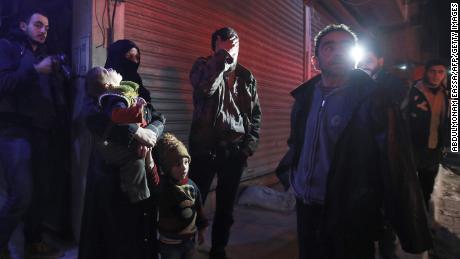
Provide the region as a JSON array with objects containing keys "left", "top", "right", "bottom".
[
  {"left": 11, "top": 168, "right": 460, "bottom": 259},
  {"left": 192, "top": 205, "right": 298, "bottom": 259},
  {"left": 35, "top": 189, "right": 431, "bottom": 259},
  {"left": 192, "top": 202, "right": 429, "bottom": 259}
]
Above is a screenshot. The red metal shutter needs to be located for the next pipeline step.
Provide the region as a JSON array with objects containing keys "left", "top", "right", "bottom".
[{"left": 125, "top": 0, "right": 305, "bottom": 180}]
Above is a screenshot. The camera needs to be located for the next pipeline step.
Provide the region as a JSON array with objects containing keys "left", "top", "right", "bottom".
[{"left": 52, "top": 54, "right": 72, "bottom": 80}]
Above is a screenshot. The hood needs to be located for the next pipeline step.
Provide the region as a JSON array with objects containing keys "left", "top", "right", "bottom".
[{"left": 104, "top": 39, "right": 142, "bottom": 86}]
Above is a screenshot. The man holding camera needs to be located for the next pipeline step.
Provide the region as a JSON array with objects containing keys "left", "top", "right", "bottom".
[{"left": 0, "top": 8, "right": 64, "bottom": 258}]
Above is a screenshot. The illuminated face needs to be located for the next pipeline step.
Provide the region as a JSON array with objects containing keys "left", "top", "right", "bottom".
[
  {"left": 170, "top": 157, "right": 190, "bottom": 182},
  {"left": 425, "top": 65, "right": 447, "bottom": 87},
  {"left": 125, "top": 47, "right": 140, "bottom": 64},
  {"left": 20, "top": 13, "right": 49, "bottom": 45},
  {"left": 313, "top": 31, "right": 355, "bottom": 77},
  {"left": 215, "top": 35, "right": 239, "bottom": 68},
  {"left": 358, "top": 51, "right": 384, "bottom": 76}
]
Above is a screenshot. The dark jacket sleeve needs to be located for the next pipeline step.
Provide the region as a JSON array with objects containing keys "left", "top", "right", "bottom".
[
  {"left": 189, "top": 51, "right": 228, "bottom": 97},
  {"left": 371, "top": 88, "right": 433, "bottom": 253},
  {"left": 0, "top": 39, "right": 39, "bottom": 95},
  {"left": 275, "top": 98, "right": 298, "bottom": 190},
  {"left": 143, "top": 102, "right": 165, "bottom": 139},
  {"left": 242, "top": 76, "right": 261, "bottom": 156},
  {"left": 194, "top": 183, "right": 209, "bottom": 230}
]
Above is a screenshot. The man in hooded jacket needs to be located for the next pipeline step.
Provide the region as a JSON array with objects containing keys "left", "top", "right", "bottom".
[
  {"left": 0, "top": 8, "right": 68, "bottom": 257},
  {"left": 276, "top": 24, "right": 432, "bottom": 259}
]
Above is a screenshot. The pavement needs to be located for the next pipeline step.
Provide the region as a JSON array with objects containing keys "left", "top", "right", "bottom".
[
  {"left": 7, "top": 171, "right": 460, "bottom": 259},
  {"left": 57, "top": 184, "right": 430, "bottom": 259},
  {"left": 193, "top": 204, "right": 298, "bottom": 259}
]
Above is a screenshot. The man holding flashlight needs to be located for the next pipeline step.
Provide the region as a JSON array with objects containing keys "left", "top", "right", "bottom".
[
  {"left": 188, "top": 27, "right": 261, "bottom": 259},
  {"left": 276, "top": 24, "right": 432, "bottom": 258},
  {"left": 358, "top": 38, "right": 412, "bottom": 259}
]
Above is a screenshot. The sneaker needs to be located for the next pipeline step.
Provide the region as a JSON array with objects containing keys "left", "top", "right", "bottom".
[{"left": 26, "top": 242, "right": 64, "bottom": 259}]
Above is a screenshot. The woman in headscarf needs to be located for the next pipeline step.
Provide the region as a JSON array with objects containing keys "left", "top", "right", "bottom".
[
  {"left": 105, "top": 39, "right": 151, "bottom": 102},
  {"left": 79, "top": 39, "right": 164, "bottom": 259}
]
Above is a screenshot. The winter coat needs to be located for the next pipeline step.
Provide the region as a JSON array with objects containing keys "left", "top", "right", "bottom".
[
  {"left": 78, "top": 99, "right": 165, "bottom": 259},
  {"left": 276, "top": 69, "right": 432, "bottom": 256},
  {"left": 154, "top": 177, "right": 208, "bottom": 242},
  {"left": 406, "top": 80, "right": 449, "bottom": 152},
  {"left": 0, "top": 35, "right": 68, "bottom": 129},
  {"left": 78, "top": 151, "right": 159, "bottom": 259},
  {"left": 189, "top": 54, "right": 261, "bottom": 157}
]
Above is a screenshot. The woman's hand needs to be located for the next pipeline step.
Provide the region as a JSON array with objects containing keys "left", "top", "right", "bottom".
[{"left": 133, "top": 127, "right": 157, "bottom": 147}]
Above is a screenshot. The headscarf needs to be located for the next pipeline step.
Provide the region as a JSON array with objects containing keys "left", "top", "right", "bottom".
[{"left": 104, "top": 39, "right": 151, "bottom": 102}]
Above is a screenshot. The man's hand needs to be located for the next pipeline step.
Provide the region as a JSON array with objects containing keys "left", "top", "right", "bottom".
[
  {"left": 133, "top": 127, "right": 157, "bottom": 147},
  {"left": 33, "top": 56, "right": 54, "bottom": 74},
  {"left": 215, "top": 35, "right": 238, "bottom": 58},
  {"left": 215, "top": 35, "right": 239, "bottom": 71}
]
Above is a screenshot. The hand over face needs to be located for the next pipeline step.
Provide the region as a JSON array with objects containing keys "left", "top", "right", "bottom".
[{"left": 215, "top": 35, "right": 239, "bottom": 70}]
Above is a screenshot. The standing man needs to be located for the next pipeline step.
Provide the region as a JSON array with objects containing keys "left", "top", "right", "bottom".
[
  {"left": 407, "top": 59, "right": 449, "bottom": 208},
  {"left": 358, "top": 39, "right": 409, "bottom": 259},
  {"left": 276, "top": 24, "right": 432, "bottom": 258},
  {"left": 189, "top": 27, "right": 261, "bottom": 259},
  {"left": 358, "top": 38, "right": 408, "bottom": 104},
  {"left": 0, "top": 8, "right": 64, "bottom": 258}
]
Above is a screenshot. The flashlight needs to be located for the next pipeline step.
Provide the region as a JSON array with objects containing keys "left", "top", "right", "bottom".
[{"left": 350, "top": 45, "right": 364, "bottom": 68}]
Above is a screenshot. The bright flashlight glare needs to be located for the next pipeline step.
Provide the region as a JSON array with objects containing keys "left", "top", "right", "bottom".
[
  {"left": 350, "top": 45, "right": 364, "bottom": 67},
  {"left": 400, "top": 65, "right": 407, "bottom": 70}
]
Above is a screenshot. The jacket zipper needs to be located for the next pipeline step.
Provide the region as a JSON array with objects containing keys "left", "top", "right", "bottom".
[{"left": 305, "top": 98, "right": 326, "bottom": 201}]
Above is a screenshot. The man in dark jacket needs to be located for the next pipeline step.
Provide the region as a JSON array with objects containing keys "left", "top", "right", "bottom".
[
  {"left": 358, "top": 39, "right": 410, "bottom": 259},
  {"left": 188, "top": 27, "right": 261, "bottom": 259},
  {"left": 0, "top": 8, "right": 64, "bottom": 257},
  {"left": 276, "top": 24, "right": 432, "bottom": 259},
  {"left": 407, "top": 59, "right": 449, "bottom": 208}
]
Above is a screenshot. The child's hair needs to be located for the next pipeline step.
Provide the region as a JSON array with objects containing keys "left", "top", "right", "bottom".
[
  {"left": 85, "top": 67, "right": 111, "bottom": 98},
  {"left": 157, "top": 133, "right": 191, "bottom": 174}
]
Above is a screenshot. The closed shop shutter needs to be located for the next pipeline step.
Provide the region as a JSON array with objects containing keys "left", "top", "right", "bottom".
[{"left": 125, "top": 0, "right": 305, "bottom": 180}]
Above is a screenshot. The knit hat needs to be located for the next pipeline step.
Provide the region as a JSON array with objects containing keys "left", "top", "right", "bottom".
[{"left": 157, "top": 133, "right": 191, "bottom": 174}]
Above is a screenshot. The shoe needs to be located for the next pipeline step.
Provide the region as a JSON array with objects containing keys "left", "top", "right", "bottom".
[{"left": 26, "top": 242, "right": 64, "bottom": 259}]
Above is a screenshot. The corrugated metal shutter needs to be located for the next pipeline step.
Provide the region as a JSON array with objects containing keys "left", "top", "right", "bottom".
[
  {"left": 124, "top": 0, "right": 305, "bottom": 180},
  {"left": 309, "top": 4, "right": 338, "bottom": 78}
]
